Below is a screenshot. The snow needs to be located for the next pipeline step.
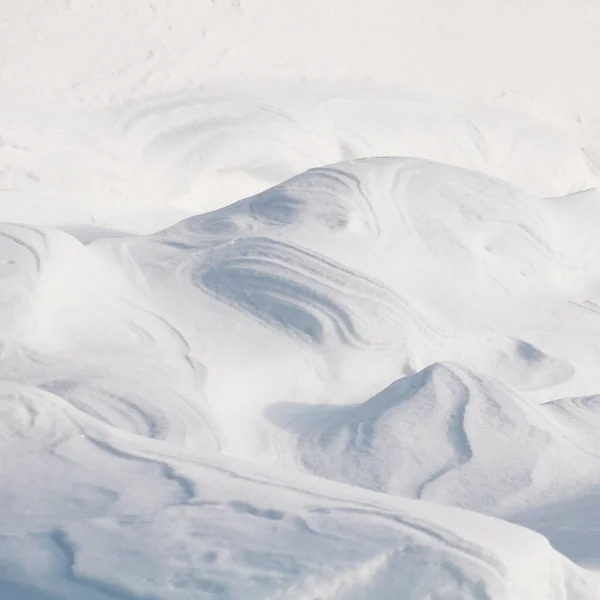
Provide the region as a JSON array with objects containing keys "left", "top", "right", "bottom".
[
  {"left": 1, "top": 1, "right": 600, "bottom": 598},
  {"left": 2, "top": 86, "right": 598, "bottom": 234},
  {"left": 1, "top": 394, "right": 595, "bottom": 599}
]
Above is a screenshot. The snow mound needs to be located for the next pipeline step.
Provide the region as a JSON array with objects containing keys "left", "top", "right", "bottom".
[
  {"left": 280, "top": 362, "right": 599, "bottom": 512},
  {"left": 84, "top": 157, "right": 600, "bottom": 459},
  {"left": 2, "top": 156, "right": 600, "bottom": 593},
  {"left": 113, "top": 87, "right": 597, "bottom": 212},
  {"left": 468, "top": 336, "right": 575, "bottom": 392},
  {"left": 0, "top": 381, "right": 597, "bottom": 599},
  {"left": 1, "top": 88, "right": 596, "bottom": 233}
]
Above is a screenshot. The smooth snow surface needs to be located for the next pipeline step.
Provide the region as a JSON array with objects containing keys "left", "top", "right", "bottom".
[{"left": 2, "top": 1, "right": 600, "bottom": 599}]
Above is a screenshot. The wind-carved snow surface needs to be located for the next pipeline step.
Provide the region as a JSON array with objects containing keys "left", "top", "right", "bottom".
[
  {"left": 2, "top": 157, "right": 600, "bottom": 598},
  {"left": 2, "top": 86, "right": 597, "bottom": 232},
  {"left": 3, "top": 1, "right": 600, "bottom": 599}
]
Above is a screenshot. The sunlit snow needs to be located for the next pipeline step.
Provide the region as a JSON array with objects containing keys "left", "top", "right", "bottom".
[{"left": 1, "top": 1, "right": 600, "bottom": 598}]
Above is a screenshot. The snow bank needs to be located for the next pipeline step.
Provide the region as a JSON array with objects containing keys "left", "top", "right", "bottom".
[{"left": 0, "top": 381, "right": 597, "bottom": 599}]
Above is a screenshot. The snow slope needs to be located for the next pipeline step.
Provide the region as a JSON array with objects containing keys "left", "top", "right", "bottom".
[
  {"left": 2, "top": 157, "right": 600, "bottom": 596},
  {"left": 2, "top": 1, "right": 600, "bottom": 598},
  {"left": 1, "top": 384, "right": 597, "bottom": 599},
  {"left": 2, "top": 0, "right": 600, "bottom": 230},
  {"left": 1, "top": 86, "right": 597, "bottom": 233}
]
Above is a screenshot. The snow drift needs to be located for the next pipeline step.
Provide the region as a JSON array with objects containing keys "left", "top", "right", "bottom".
[
  {"left": 4, "top": 152, "right": 600, "bottom": 597},
  {"left": 2, "top": 0, "right": 600, "bottom": 597},
  {"left": 0, "top": 381, "right": 598, "bottom": 599}
]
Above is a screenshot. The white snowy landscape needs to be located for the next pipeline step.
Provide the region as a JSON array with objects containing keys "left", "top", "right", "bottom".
[{"left": 1, "top": 1, "right": 600, "bottom": 598}]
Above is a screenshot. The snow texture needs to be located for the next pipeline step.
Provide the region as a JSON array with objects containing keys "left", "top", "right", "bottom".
[{"left": 1, "top": 1, "right": 600, "bottom": 598}]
